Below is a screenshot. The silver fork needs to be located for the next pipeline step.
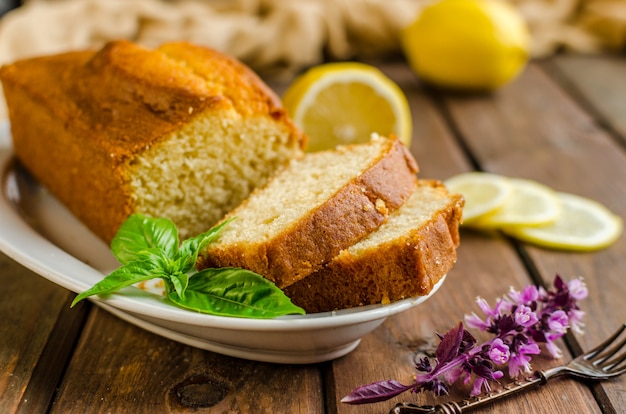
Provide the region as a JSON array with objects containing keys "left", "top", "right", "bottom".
[{"left": 390, "top": 323, "right": 626, "bottom": 414}]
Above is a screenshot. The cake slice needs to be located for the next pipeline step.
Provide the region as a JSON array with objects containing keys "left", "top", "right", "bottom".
[
  {"left": 0, "top": 40, "right": 305, "bottom": 242},
  {"left": 283, "top": 180, "right": 464, "bottom": 313},
  {"left": 197, "top": 134, "right": 419, "bottom": 288}
]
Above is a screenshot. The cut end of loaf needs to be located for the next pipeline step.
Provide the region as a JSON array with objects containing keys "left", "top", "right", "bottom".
[
  {"left": 0, "top": 40, "right": 305, "bottom": 243},
  {"left": 198, "top": 134, "right": 420, "bottom": 287},
  {"left": 129, "top": 112, "right": 301, "bottom": 239},
  {"left": 212, "top": 134, "right": 406, "bottom": 244}
]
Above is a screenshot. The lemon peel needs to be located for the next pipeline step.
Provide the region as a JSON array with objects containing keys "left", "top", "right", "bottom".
[
  {"left": 401, "top": 0, "right": 530, "bottom": 91},
  {"left": 471, "top": 178, "right": 561, "bottom": 229},
  {"left": 282, "top": 62, "right": 412, "bottom": 152},
  {"left": 504, "top": 192, "right": 623, "bottom": 252},
  {"left": 444, "top": 172, "right": 623, "bottom": 251},
  {"left": 444, "top": 172, "right": 512, "bottom": 223}
]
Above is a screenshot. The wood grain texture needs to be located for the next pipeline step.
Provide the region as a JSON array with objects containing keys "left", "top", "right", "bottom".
[
  {"left": 441, "top": 61, "right": 626, "bottom": 413},
  {"left": 0, "top": 253, "right": 82, "bottom": 414},
  {"left": 2, "top": 56, "right": 625, "bottom": 414},
  {"left": 52, "top": 307, "right": 323, "bottom": 413},
  {"left": 330, "top": 221, "right": 602, "bottom": 414},
  {"left": 547, "top": 55, "right": 626, "bottom": 146},
  {"left": 327, "top": 62, "right": 602, "bottom": 414}
]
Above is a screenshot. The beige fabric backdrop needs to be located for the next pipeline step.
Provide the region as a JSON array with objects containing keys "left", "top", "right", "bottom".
[{"left": 0, "top": 0, "right": 625, "bottom": 118}]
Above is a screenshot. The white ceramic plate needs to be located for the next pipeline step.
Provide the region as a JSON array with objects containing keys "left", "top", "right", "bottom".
[{"left": 0, "top": 122, "right": 445, "bottom": 364}]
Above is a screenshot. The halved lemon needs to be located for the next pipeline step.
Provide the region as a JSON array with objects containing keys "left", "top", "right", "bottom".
[
  {"left": 505, "top": 192, "right": 623, "bottom": 251},
  {"left": 444, "top": 172, "right": 512, "bottom": 223},
  {"left": 282, "top": 62, "right": 412, "bottom": 152},
  {"left": 471, "top": 178, "right": 561, "bottom": 229}
]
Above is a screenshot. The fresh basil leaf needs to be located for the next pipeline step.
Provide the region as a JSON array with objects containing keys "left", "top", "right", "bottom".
[
  {"left": 176, "top": 218, "right": 234, "bottom": 273},
  {"left": 71, "top": 262, "right": 163, "bottom": 307},
  {"left": 111, "top": 213, "right": 179, "bottom": 265},
  {"left": 134, "top": 248, "right": 171, "bottom": 271},
  {"left": 166, "top": 268, "right": 305, "bottom": 318},
  {"left": 74, "top": 215, "right": 302, "bottom": 320},
  {"left": 167, "top": 271, "right": 189, "bottom": 300}
]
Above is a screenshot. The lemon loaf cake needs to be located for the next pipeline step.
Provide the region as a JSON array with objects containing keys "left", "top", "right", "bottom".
[
  {"left": 0, "top": 40, "right": 305, "bottom": 242},
  {"left": 283, "top": 180, "right": 464, "bottom": 313},
  {"left": 197, "top": 134, "right": 419, "bottom": 288}
]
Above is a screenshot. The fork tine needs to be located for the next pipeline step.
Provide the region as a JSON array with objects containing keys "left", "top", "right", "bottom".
[
  {"left": 602, "top": 365, "right": 626, "bottom": 378},
  {"left": 594, "top": 336, "right": 626, "bottom": 365},
  {"left": 583, "top": 323, "right": 626, "bottom": 361},
  {"left": 602, "top": 348, "right": 626, "bottom": 372}
]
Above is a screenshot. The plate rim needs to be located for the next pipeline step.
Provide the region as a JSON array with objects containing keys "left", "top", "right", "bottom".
[{"left": 0, "top": 121, "right": 443, "bottom": 333}]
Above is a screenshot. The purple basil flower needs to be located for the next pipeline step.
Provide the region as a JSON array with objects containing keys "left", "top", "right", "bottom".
[
  {"left": 478, "top": 296, "right": 508, "bottom": 322},
  {"left": 428, "top": 379, "right": 449, "bottom": 397},
  {"left": 470, "top": 377, "right": 489, "bottom": 397},
  {"left": 508, "top": 285, "right": 539, "bottom": 306},
  {"left": 568, "top": 308, "right": 586, "bottom": 334},
  {"left": 341, "top": 275, "right": 587, "bottom": 406},
  {"left": 470, "top": 369, "right": 503, "bottom": 397},
  {"left": 545, "top": 339, "right": 563, "bottom": 359},
  {"left": 465, "top": 312, "right": 489, "bottom": 330},
  {"left": 508, "top": 342, "right": 541, "bottom": 377},
  {"left": 415, "top": 356, "right": 433, "bottom": 373},
  {"left": 514, "top": 305, "right": 538, "bottom": 328},
  {"left": 568, "top": 278, "right": 588, "bottom": 300},
  {"left": 547, "top": 310, "right": 569, "bottom": 334},
  {"left": 488, "top": 338, "right": 511, "bottom": 364}
]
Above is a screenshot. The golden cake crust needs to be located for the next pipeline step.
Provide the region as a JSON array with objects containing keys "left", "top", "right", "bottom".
[
  {"left": 0, "top": 40, "right": 304, "bottom": 242},
  {"left": 283, "top": 180, "right": 464, "bottom": 313},
  {"left": 197, "top": 138, "right": 419, "bottom": 288}
]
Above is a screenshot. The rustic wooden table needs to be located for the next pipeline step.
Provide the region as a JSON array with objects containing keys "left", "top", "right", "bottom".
[{"left": 1, "top": 54, "right": 625, "bottom": 414}]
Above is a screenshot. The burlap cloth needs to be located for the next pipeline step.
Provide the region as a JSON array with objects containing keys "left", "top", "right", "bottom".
[{"left": 0, "top": 0, "right": 625, "bottom": 118}]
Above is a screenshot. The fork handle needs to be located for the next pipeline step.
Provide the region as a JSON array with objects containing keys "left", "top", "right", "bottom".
[{"left": 390, "top": 371, "right": 548, "bottom": 414}]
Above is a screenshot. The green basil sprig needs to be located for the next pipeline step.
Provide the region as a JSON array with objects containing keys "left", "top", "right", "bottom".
[{"left": 71, "top": 214, "right": 305, "bottom": 318}]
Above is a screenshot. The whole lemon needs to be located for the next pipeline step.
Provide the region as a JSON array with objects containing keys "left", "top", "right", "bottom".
[{"left": 401, "top": 0, "right": 530, "bottom": 91}]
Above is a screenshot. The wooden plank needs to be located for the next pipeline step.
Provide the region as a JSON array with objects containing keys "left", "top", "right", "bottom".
[
  {"left": 0, "top": 253, "right": 80, "bottom": 413},
  {"left": 11, "top": 59, "right": 620, "bottom": 414},
  {"left": 331, "top": 234, "right": 601, "bottom": 414},
  {"left": 540, "top": 57, "right": 626, "bottom": 412},
  {"left": 377, "top": 62, "right": 472, "bottom": 180},
  {"left": 51, "top": 76, "right": 322, "bottom": 414},
  {"left": 17, "top": 296, "right": 88, "bottom": 414},
  {"left": 52, "top": 307, "right": 324, "bottom": 413},
  {"left": 329, "top": 62, "right": 600, "bottom": 414},
  {"left": 442, "top": 61, "right": 626, "bottom": 411},
  {"left": 547, "top": 55, "right": 626, "bottom": 146}
]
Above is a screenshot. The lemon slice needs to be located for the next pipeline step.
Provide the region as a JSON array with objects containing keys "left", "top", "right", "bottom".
[
  {"left": 471, "top": 178, "right": 561, "bottom": 229},
  {"left": 282, "top": 62, "right": 412, "bottom": 152},
  {"left": 444, "top": 172, "right": 512, "bottom": 222},
  {"left": 505, "top": 192, "right": 623, "bottom": 251}
]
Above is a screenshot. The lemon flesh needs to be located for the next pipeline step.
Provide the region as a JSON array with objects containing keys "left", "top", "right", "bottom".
[
  {"left": 444, "top": 172, "right": 512, "bottom": 222},
  {"left": 402, "top": 0, "right": 530, "bottom": 91},
  {"left": 444, "top": 172, "right": 622, "bottom": 251},
  {"left": 282, "top": 62, "right": 412, "bottom": 152},
  {"left": 472, "top": 178, "right": 561, "bottom": 229},
  {"left": 505, "top": 193, "right": 623, "bottom": 251}
]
